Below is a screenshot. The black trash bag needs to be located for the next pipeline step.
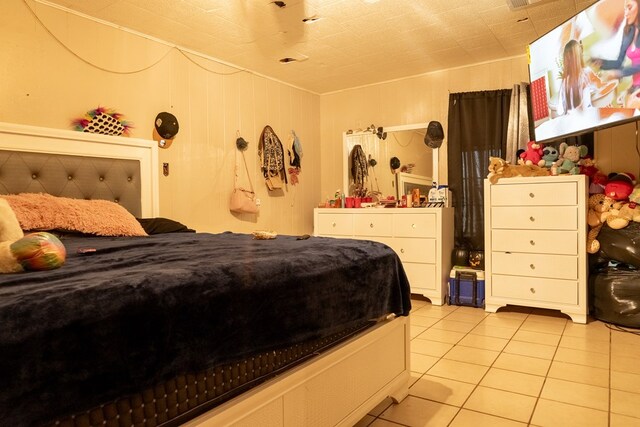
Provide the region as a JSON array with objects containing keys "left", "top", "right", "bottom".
[
  {"left": 592, "top": 222, "right": 640, "bottom": 269},
  {"left": 589, "top": 265, "right": 640, "bottom": 328}
]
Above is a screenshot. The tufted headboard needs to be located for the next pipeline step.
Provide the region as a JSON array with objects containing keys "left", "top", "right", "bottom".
[{"left": 0, "top": 122, "right": 159, "bottom": 217}]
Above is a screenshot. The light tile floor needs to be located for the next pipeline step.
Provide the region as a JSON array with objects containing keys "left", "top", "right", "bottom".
[{"left": 353, "top": 297, "right": 640, "bottom": 427}]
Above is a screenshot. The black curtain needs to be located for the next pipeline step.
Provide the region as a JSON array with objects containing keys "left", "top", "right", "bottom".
[{"left": 447, "top": 90, "right": 512, "bottom": 251}]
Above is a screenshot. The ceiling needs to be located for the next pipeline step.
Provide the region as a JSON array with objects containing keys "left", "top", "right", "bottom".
[{"left": 39, "top": 0, "right": 597, "bottom": 94}]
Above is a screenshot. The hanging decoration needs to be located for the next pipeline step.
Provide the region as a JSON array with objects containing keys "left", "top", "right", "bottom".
[
  {"left": 287, "top": 130, "right": 303, "bottom": 185},
  {"left": 72, "top": 106, "right": 133, "bottom": 136}
]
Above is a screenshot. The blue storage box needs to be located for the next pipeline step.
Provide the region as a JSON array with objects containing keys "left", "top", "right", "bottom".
[{"left": 448, "top": 267, "right": 485, "bottom": 308}]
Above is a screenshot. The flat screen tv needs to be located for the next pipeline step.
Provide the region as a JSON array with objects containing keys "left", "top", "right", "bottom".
[{"left": 529, "top": 0, "right": 640, "bottom": 143}]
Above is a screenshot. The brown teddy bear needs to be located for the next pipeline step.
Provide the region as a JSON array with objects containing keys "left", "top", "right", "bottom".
[
  {"left": 586, "top": 194, "right": 617, "bottom": 254},
  {"left": 487, "top": 157, "right": 549, "bottom": 184}
]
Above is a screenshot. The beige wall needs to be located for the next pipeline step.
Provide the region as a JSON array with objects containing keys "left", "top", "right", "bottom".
[
  {"left": 319, "top": 57, "right": 531, "bottom": 200},
  {"left": 1, "top": 0, "right": 320, "bottom": 234}
]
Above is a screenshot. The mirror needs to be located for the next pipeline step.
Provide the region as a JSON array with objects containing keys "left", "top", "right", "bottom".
[{"left": 343, "top": 123, "right": 437, "bottom": 199}]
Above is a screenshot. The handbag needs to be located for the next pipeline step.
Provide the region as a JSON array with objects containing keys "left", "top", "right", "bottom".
[
  {"left": 230, "top": 150, "right": 259, "bottom": 214},
  {"left": 230, "top": 187, "right": 259, "bottom": 214}
]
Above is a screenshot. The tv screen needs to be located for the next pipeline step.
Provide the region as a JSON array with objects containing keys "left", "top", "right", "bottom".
[{"left": 529, "top": 0, "right": 640, "bottom": 143}]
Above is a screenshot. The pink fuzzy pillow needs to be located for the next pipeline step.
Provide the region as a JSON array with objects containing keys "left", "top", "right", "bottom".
[{"left": 1, "top": 193, "right": 147, "bottom": 237}]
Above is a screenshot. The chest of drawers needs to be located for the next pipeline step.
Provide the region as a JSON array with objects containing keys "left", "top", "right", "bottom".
[
  {"left": 483, "top": 175, "right": 588, "bottom": 323},
  {"left": 314, "top": 208, "right": 454, "bottom": 305}
]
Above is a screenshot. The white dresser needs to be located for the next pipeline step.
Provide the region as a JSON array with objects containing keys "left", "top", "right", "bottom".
[
  {"left": 483, "top": 175, "right": 588, "bottom": 323},
  {"left": 314, "top": 208, "right": 454, "bottom": 305}
]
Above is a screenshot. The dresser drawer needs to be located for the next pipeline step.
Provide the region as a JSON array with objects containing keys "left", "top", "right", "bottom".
[
  {"left": 491, "top": 206, "right": 577, "bottom": 230},
  {"left": 492, "top": 275, "right": 578, "bottom": 305},
  {"left": 492, "top": 252, "right": 578, "bottom": 280},
  {"left": 393, "top": 213, "right": 436, "bottom": 238},
  {"left": 403, "top": 262, "right": 436, "bottom": 291},
  {"left": 352, "top": 236, "right": 394, "bottom": 248},
  {"left": 492, "top": 229, "right": 578, "bottom": 255},
  {"left": 491, "top": 182, "right": 577, "bottom": 206},
  {"left": 316, "top": 213, "right": 353, "bottom": 236},
  {"left": 354, "top": 213, "right": 393, "bottom": 237},
  {"left": 388, "top": 238, "right": 436, "bottom": 263}
]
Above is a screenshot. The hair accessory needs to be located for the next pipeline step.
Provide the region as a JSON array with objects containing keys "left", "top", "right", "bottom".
[
  {"left": 72, "top": 107, "right": 133, "bottom": 136},
  {"left": 236, "top": 137, "right": 249, "bottom": 151}
]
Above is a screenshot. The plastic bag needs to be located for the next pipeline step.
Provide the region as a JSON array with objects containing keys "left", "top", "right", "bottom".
[
  {"left": 592, "top": 222, "right": 640, "bottom": 269},
  {"left": 590, "top": 265, "right": 640, "bottom": 328}
]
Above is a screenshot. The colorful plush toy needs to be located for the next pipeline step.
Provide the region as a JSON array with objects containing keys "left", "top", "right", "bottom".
[
  {"left": 0, "top": 199, "right": 66, "bottom": 273},
  {"left": 552, "top": 143, "right": 588, "bottom": 175},
  {"left": 519, "top": 141, "right": 545, "bottom": 167},
  {"left": 541, "top": 145, "right": 559, "bottom": 169},
  {"left": 487, "top": 157, "right": 549, "bottom": 184},
  {"left": 604, "top": 173, "right": 636, "bottom": 201}
]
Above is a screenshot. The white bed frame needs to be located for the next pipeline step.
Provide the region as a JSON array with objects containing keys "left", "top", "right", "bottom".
[{"left": 0, "top": 122, "right": 410, "bottom": 427}]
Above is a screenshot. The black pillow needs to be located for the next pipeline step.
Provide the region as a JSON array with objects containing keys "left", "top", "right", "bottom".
[{"left": 136, "top": 217, "right": 195, "bottom": 234}]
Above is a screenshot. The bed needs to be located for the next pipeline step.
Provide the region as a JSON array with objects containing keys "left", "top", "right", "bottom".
[{"left": 0, "top": 122, "right": 412, "bottom": 427}]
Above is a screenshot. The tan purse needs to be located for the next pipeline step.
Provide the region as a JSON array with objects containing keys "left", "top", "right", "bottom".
[{"left": 230, "top": 151, "right": 259, "bottom": 214}]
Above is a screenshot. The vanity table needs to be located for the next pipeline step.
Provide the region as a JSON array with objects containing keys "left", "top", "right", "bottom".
[{"left": 314, "top": 208, "right": 454, "bottom": 305}]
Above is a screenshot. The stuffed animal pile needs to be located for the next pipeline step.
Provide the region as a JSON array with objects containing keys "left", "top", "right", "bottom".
[
  {"left": 585, "top": 182, "right": 640, "bottom": 253},
  {"left": 487, "top": 157, "right": 549, "bottom": 184},
  {"left": 487, "top": 140, "right": 640, "bottom": 255},
  {"left": 0, "top": 198, "right": 66, "bottom": 273}
]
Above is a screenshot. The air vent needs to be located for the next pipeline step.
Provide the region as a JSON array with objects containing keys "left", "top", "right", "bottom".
[{"left": 506, "top": 0, "right": 557, "bottom": 10}]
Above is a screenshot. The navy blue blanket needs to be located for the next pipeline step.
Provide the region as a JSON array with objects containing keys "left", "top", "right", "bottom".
[{"left": 0, "top": 232, "right": 410, "bottom": 426}]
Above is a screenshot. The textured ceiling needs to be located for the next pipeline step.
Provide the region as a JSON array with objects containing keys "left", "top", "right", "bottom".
[{"left": 40, "top": 0, "right": 597, "bottom": 94}]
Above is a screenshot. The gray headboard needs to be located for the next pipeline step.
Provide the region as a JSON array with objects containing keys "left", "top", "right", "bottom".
[
  {"left": 0, "top": 122, "right": 159, "bottom": 218},
  {"left": 0, "top": 150, "right": 142, "bottom": 217}
]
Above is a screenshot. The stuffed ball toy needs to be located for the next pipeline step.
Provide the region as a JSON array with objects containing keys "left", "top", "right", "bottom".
[
  {"left": 605, "top": 173, "right": 636, "bottom": 201},
  {"left": 0, "top": 199, "right": 66, "bottom": 273}
]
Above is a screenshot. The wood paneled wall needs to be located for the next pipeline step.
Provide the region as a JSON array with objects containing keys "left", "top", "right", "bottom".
[{"left": 2, "top": 0, "right": 320, "bottom": 234}]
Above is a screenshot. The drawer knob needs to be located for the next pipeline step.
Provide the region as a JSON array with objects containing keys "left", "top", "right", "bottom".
[
  {"left": 332, "top": 222, "right": 336, "bottom": 227},
  {"left": 370, "top": 223, "right": 374, "bottom": 228},
  {"left": 529, "top": 192, "right": 535, "bottom": 198},
  {"left": 529, "top": 216, "right": 535, "bottom": 222},
  {"left": 400, "top": 248, "right": 405, "bottom": 254},
  {"left": 530, "top": 288, "right": 536, "bottom": 294},
  {"left": 530, "top": 240, "right": 536, "bottom": 246},
  {"left": 412, "top": 224, "right": 416, "bottom": 229},
  {"left": 530, "top": 264, "right": 535, "bottom": 270}
]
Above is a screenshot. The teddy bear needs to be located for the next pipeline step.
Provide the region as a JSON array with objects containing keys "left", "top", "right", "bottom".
[
  {"left": 606, "top": 201, "right": 640, "bottom": 230},
  {"left": 604, "top": 173, "right": 636, "bottom": 201},
  {"left": 518, "top": 141, "right": 545, "bottom": 167},
  {"left": 0, "top": 198, "right": 66, "bottom": 273},
  {"left": 552, "top": 143, "right": 588, "bottom": 175},
  {"left": 487, "top": 157, "right": 549, "bottom": 184},
  {"left": 604, "top": 183, "right": 640, "bottom": 230},
  {"left": 586, "top": 194, "right": 617, "bottom": 254}
]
